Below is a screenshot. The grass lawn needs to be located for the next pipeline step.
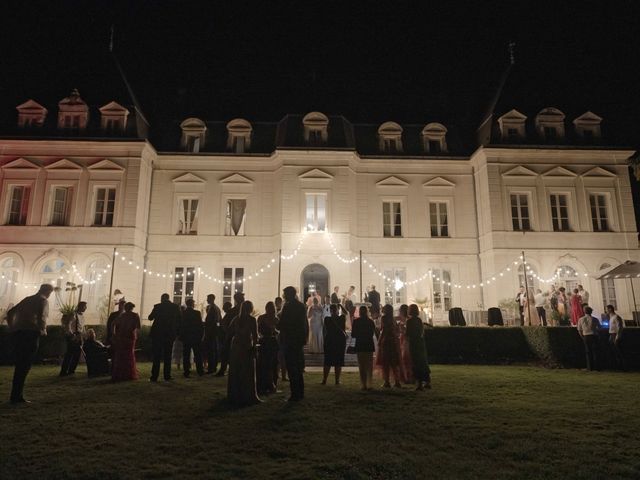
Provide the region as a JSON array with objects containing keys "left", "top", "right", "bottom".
[{"left": 1, "top": 364, "right": 639, "bottom": 480}]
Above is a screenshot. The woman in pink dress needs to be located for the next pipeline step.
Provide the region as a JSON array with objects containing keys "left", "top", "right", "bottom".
[
  {"left": 375, "top": 305, "right": 403, "bottom": 388},
  {"left": 111, "top": 302, "right": 141, "bottom": 381},
  {"left": 396, "top": 304, "right": 413, "bottom": 384},
  {"left": 570, "top": 289, "right": 585, "bottom": 326}
]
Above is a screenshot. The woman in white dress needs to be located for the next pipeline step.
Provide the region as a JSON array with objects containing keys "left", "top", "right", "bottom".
[{"left": 307, "top": 297, "right": 324, "bottom": 353}]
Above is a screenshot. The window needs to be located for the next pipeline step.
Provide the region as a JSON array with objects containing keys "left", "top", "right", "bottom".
[
  {"left": 429, "top": 202, "right": 449, "bottom": 237},
  {"left": 378, "top": 122, "right": 403, "bottom": 153},
  {"left": 308, "top": 129, "right": 323, "bottom": 146},
  {"left": 50, "top": 187, "right": 72, "bottom": 226},
  {"left": 589, "top": 194, "right": 609, "bottom": 232},
  {"left": 428, "top": 140, "right": 441, "bottom": 153},
  {"left": 422, "top": 123, "right": 448, "bottom": 153},
  {"left": 305, "top": 193, "right": 326, "bottom": 231},
  {"left": 40, "top": 258, "right": 66, "bottom": 288},
  {"left": 226, "top": 119, "right": 252, "bottom": 153},
  {"left": 544, "top": 126, "right": 557, "bottom": 140},
  {"left": 62, "top": 115, "right": 81, "bottom": 130},
  {"left": 173, "top": 267, "right": 195, "bottom": 305},
  {"left": 517, "top": 264, "right": 539, "bottom": 292},
  {"left": 104, "top": 118, "right": 124, "bottom": 134},
  {"left": 510, "top": 194, "right": 531, "bottom": 231},
  {"left": 225, "top": 199, "right": 246, "bottom": 236},
  {"left": 432, "top": 269, "right": 452, "bottom": 312},
  {"left": 507, "top": 128, "right": 519, "bottom": 140},
  {"left": 384, "top": 268, "right": 406, "bottom": 305},
  {"left": 556, "top": 265, "right": 578, "bottom": 293},
  {"left": 223, "top": 267, "right": 244, "bottom": 304},
  {"left": 550, "top": 194, "right": 570, "bottom": 231},
  {"left": 302, "top": 112, "right": 329, "bottom": 146},
  {"left": 382, "top": 138, "right": 399, "bottom": 153},
  {"left": 84, "top": 258, "right": 110, "bottom": 321},
  {"left": 186, "top": 135, "right": 201, "bottom": 153},
  {"left": 232, "top": 135, "right": 245, "bottom": 153},
  {"left": 178, "top": 198, "right": 199, "bottom": 234},
  {"left": 383, "top": 201, "right": 402, "bottom": 237},
  {"left": 599, "top": 263, "right": 617, "bottom": 309},
  {"left": 180, "top": 118, "right": 206, "bottom": 152},
  {"left": 94, "top": 188, "right": 116, "bottom": 226},
  {"left": 7, "top": 186, "right": 30, "bottom": 225},
  {"left": 0, "top": 257, "right": 19, "bottom": 306}
]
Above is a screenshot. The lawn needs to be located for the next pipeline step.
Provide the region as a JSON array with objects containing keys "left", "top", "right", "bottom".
[{"left": 1, "top": 364, "right": 639, "bottom": 480}]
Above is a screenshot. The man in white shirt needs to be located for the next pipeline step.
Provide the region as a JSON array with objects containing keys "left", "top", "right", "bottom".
[
  {"left": 577, "top": 306, "right": 599, "bottom": 371},
  {"left": 6, "top": 284, "right": 54, "bottom": 404},
  {"left": 577, "top": 285, "right": 589, "bottom": 307},
  {"left": 60, "top": 301, "right": 87, "bottom": 377},
  {"left": 606, "top": 304, "right": 624, "bottom": 370},
  {"left": 534, "top": 289, "right": 547, "bottom": 326}
]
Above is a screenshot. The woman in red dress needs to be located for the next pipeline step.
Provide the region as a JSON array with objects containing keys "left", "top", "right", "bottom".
[
  {"left": 570, "top": 288, "right": 585, "bottom": 326},
  {"left": 376, "top": 304, "right": 403, "bottom": 388},
  {"left": 396, "top": 304, "right": 413, "bottom": 383},
  {"left": 111, "top": 302, "right": 141, "bottom": 381}
]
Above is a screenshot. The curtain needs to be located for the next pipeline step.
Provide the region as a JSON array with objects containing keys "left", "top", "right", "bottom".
[
  {"left": 190, "top": 199, "right": 199, "bottom": 233},
  {"left": 178, "top": 199, "right": 187, "bottom": 233},
  {"left": 230, "top": 199, "right": 246, "bottom": 235}
]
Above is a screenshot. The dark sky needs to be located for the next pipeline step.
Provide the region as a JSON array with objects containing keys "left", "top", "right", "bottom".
[{"left": 3, "top": 0, "right": 640, "bottom": 126}]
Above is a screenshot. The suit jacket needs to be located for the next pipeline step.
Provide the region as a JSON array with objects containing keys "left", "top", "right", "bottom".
[
  {"left": 179, "top": 308, "right": 204, "bottom": 344},
  {"left": 330, "top": 293, "right": 340, "bottom": 304},
  {"left": 7, "top": 293, "right": 49, "bottom": 335},
  {"left": 368, "top": 290, "right": 381, "bottom": 308},
  {"left": 204, "top": 303, "right": 221, "bottom": 339},
  {"left": 148, "top": 301, "right": 181, "bottom": 340},
  {"left": 278, "top": 298, "right": 308, "bottom": 349}
]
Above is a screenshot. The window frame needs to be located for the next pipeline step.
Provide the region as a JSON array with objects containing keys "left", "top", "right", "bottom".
[
  {"left": 588, "top": 193, "right": 611, "bottom": 232},
  {"left": 222, "top": 267, "right": 245, "bottom": 305},
  {"left": 509, "top": 192, "right": 533, "bottom": 232},
  {"left": 383, "top": 267, "right": 406, "bottom": 306},
  {"left": 4, "top": 183, "right": 32, "bottom": 226},
  {"left": 172, "top": 266, "right": 196, "bottom": 305},
  {"left": 303, "top": 191, "right": 328, "bottom": 232},
  {"left": 382, "top": 199, "right": 404, "bottom": 238},
  {"left": 91, "top": 185, "right": 117, "bottom": 227},
  {"left": 176, "top": 196, "right": 201, "bottom": 235},
  {"left": 224, "top": 196, "right": 248, "bottom": 236},
  {"left": 45, "top": 183, "right": 75, "bottom": 226},
  {"left": 549, "top": 192, "right": 571, "bottom": 232},
  {"left": 428, "top": 200, "right": 451, "bottom": 238}
]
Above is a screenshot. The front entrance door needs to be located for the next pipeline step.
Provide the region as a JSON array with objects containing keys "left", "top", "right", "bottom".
[{"left": 300, "top": 264, "right": 330, "bottom": 303}]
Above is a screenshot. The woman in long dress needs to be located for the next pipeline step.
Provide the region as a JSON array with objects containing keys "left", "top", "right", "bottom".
[
  {"left": 111, "top": 302, "right": 140, "bottom": 382},
  {"left": 322, "top": 304, "right": 347, "bottom": 385},
  {"left": 307, "top": 297, "right": 324, "bottom": 353},
  {"left": 376, "top": 304, "right": 403, "bottom": 388},
  {"left": 227, "top": 301, "right": 261, "bottom": 406},
  {"left": 257, "top": 301, "right": 279, "bottom": 395},
  {"left": 570, "top": 288, "right": 585, "bottom": 326},
  {"left": 396, "top": 304, "right": 413, "bottom": 383},
  {"left": 406, "top": 304, "right": 431, "bottom": 390},
  {"left": 523, "top": 290, "right": 541, "bottom": 326}
]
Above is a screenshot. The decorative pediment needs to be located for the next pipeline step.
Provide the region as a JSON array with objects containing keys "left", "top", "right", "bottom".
[
  {"left": 502, "top": 166, "right": 537, "bottom": 177},
  {"left": 423, "top": 177, "right": 455, "bottom": 187},
  {"left": 498, "top": 109, "right": 527, "bottom": 122},
  {"left": 2, "top": 158, "right": 40, "bottom": 170},
  {"left": 220, "top": 173, "right": 253, "bottom": 185},
  {"left": 302, "top": 111, "right": 329, "bottom": 127},
  {"left": 542, "top": 166, "right": 577, "bottom": 178},
  {"left": 99, "top": 101, "right": 130, "bottom": 116},
  {"left": 172, "top": 173, "right": 206, "bottom": 184},
  {"left": 45, "top": 159, "right": 82, "bottom": 171},
  {"left": 16, "top": 99, "right": 47, "bottom": 114},
  {"left": 299, "top": 169, "right": 333, "bottom": 180},
  {"left": 88, "top": 159, "right": 124, "bottom": 172},
  {"left": 573, "top": 111, "right": 602, "bottom": 125},
  {"left": 376, "top": 176, "right": 409, "bottom": 187},
  {"left": 582, "top": 167, "right": 616, "bottom": 178}
]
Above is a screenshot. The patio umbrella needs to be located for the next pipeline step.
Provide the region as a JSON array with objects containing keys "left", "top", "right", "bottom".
[{"left": 597, "top": 261, "right": 640, "bottom": 324}]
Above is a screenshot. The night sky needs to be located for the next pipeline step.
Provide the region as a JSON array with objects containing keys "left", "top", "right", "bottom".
[{"left": 3, "top": 0, "right": 640, "bottom": 128}]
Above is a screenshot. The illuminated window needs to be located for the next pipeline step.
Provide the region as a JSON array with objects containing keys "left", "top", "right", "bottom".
[
  {"left": 550, "top": 194, "right": 570, "bottom": 231},
  {"left": 225, "top": 199, "right": 246, "bottom": 236},
  {"left": 599, "top": 263, "right": 617, "bottom": 309},
  {"left": 432, "top": 269, "right": 452, "bottom": 312},
  {"left": 50, "top": 187, "right": 72, "bottom": 226},
  {"left": 178, "top": 198, "right": 199, "bottom": 235},
  {"left": 94, "top": 188, "right": 116, "bottom": 226},
  {"left": 384, "top": 268, "right": 406, "bottom": 305},
  {"left": 173, "top": 266, "right": 196, "bottom": 305},
  {"left": 305, "top": 193, "right": 326, "bottom": 232},
  {"left": 589, "top": 194, "right": 609, "bottom": 232},
  {"left": 510, "top": 194, "right": 531, "bottom": 231},
  {"left": 6, "top": 186, "right": 30, "bottom": 225},
  {"left": 429, "top": 202, "right": 448, "bottom": 237},
  {"left": 223, "top": 267, "right": 244, "bottom": 304},
  {"left": 382, "top": 201, "right": 402, "bottom": 237}
]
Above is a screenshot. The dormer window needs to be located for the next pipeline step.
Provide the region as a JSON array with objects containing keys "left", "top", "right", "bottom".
[
  {"left": 302, "top": 111, "right": 329, "bottom": 146},
  {"left": 180, "top": 118, "right": 207, "bottom": 153},
  {"left": 535, "top": 107, "right": 565, "bottom": 142},
  {"left": 422, "top": 123, "right": 448, "bottom": 154},
  {"left": 573, "top": 111, "right": 602, "bottom": 142},
  {"left": 58, "top": 89, "right": 89, "bottom": 131},
  {"left": 226, "top": 118, "right": 252, "bottom": 154},
  {"left": 99, "top": 101, "right": 129, "bottom": 134},
  {"left": 497, "top": 109, "right": 527, "bottom": 142},
  {"left": 16, "top": 99, "right": 47, "bottom": 128},
  {"left": 378, "top": 122, "right": 403, "bottom": 153}
]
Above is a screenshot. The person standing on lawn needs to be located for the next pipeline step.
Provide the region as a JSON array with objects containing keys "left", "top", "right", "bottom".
[
  {"left": 227, "top": 300, "right": 261, "bottom": 406},
  {"left": 6, "top": 284, "right": 54, "bottom": 404},
  {"left": 216, "top": 292, "right": 244, "bottom": 377},
  {"left": 321, "top": 303, "right": 347, "bottom": 385},
  {"left": 607, "top": 304, "right": 625, "bottom": 370},
  {"left": 351, "top": 305, "right": 378, "bottom": 391},
  {"left": 577, "top": 307, "right": 599, "bottom": 371},
  {"left": 203, "top": 294, "right": 222, "bottom": 374},
  {"left": 376, "top": 304, "right": 403, "bottom": 388},
  {"left": 406, "top": 304, "right": 431, "bottom": 390},
  {"left": 278, "top": 286, "right": 308, "bottom": 402},
  {"left": 179, "top": 298, "right": 205, "bottom": 378},
  {"left": 111, "top": 302, "right": 141, "bottom": 382},
  {"left": 59, "top": 301, "right": 87, "bottom": 377},
  {"left": 148, "top": 293, "right": 181, "bottom": 382},
  {"left": 105, "top": 298, "right": 125, "bottom": 353}
]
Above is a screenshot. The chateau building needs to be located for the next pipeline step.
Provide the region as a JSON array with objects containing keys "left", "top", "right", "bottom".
[{"left": 1, "top": 66, "right": 638, "bottom": 324}]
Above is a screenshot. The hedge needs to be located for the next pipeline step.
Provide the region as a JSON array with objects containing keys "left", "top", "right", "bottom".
[{"left": 1, "top": 324, "right": 639, "bottom": 369}]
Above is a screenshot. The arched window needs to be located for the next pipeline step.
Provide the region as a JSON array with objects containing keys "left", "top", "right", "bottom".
[
  {"left": 556, "top": 265, "right": 578, "bottom": 293},
  {"left": 599, "top": 263, "right": 617, "bottom": 309},
  {"left": 40, "top": 258, "right": 67, "bottom": 288},
  {"left": 84, "top": 258, "right": 110, "bottom": 322},
  {"left": 0, "top": 256, "right": 20, "bottom": 307},
  {"left": 517, "top": 263, "right": 539, "bottom": 292}
]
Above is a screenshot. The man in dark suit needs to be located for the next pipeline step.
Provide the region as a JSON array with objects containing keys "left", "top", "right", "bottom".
[
  {"left": 278, "top": 286, "right": 309, "bottom": 401},
  {"left": 330, "top": 286, "right": 340, "bottom": 305},
  {"left": 368, "top": 285, "right": 381, "bottom": 316},
  {"left": 148, "top": 293, "right": 181, "bottom": 382},
  {"left": 59, "top": 301, "right": 87, "bottom": 377},
  {"left": 6, "top": 284, "right": 54, "bottom": 404},
  {"left": 105, "top": 298, "right": 125, "bottom": 353},
  {"left": 215, "top": 292, "right": 244, "bottom": 377},
  {"left": 203, "top": 293, "right": 221, "bottom": 374},
  {"left": 179, "top": 298, "right": 204, "bottom": 378}
]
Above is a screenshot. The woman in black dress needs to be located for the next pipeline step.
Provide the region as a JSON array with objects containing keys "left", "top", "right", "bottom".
[
  {"left": 322, "top": 304, "right": 347, "bottom": 385},
  {"left": 351, "top": 305, "right": 378, "bottom": 391},
  {"left": 257, "top": 301, "right": 279, "bottom": 395},
  {"left": 406, "top": 304, "right": 431, "bottom": 390}
]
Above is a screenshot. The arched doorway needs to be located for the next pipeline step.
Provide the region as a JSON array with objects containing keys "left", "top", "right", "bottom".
[{"left": 300, "top": 264, "right": 329, "bottom": 303}]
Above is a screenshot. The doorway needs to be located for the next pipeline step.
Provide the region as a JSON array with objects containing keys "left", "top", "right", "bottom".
[{"left": 300, "top": 264, "right": 330, "bottom": 303}]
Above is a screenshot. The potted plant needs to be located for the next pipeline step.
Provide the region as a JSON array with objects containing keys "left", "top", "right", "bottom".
[{"left": 54, "top": 282, "right": 79, "bottom": 327}]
